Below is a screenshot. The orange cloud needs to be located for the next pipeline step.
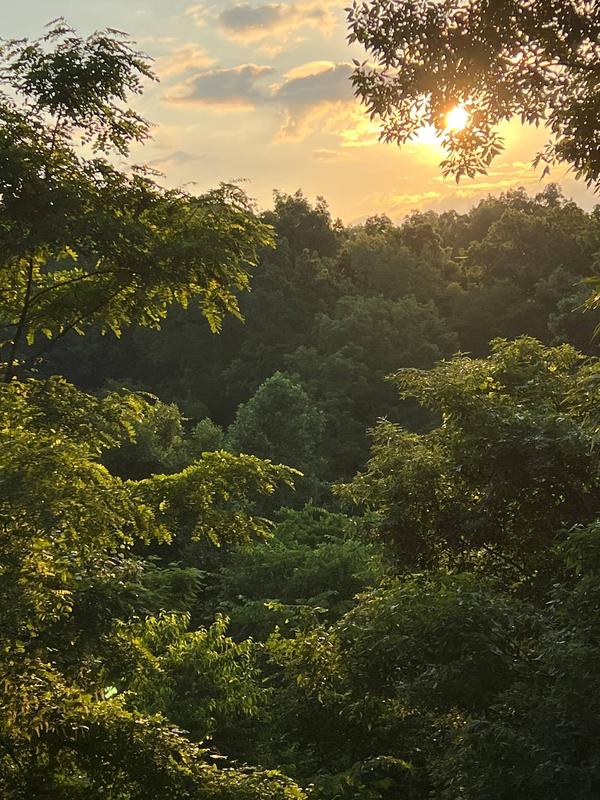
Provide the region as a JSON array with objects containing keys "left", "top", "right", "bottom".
[
  {"left": 283, "top": 60, "right": 340, "bottom": 80},
  {"left": 164, "top": 59, "right": 356, "bottom": 141}
]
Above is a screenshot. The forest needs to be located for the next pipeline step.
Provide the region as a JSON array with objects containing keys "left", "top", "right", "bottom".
[{"left": 2, "top": 3, "right": 600, "bottom": 799}]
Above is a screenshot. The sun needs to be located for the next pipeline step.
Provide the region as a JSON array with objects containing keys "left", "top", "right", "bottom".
[{"left": 446, "top": 105, "right": 470, "bottom": 132}]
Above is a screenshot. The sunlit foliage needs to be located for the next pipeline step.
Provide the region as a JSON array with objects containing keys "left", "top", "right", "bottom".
[{"left": 0, "top": 21, "right": 272, "bottom": 382}]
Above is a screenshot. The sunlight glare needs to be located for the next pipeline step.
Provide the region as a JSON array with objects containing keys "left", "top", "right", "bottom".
[
  {"left": 446, "top": 105, "right": 470, "bottom": 132},
  {"left": 414, "top": 125, "right": 441, "bottom": 146}
]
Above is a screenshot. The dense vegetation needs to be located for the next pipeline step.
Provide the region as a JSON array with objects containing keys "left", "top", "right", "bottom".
[
  {"left": 3, "top": 16, "right": 600, "bottom": 800},
  {"left": 42, "top": 183, "right": 600, "bottom": 481}
]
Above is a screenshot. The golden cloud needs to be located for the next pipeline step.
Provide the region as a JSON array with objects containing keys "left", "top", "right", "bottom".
[
  {"left": 283, "top": 60, "right": 339, "bottom": 80},
  {"left": 156, "top": 44, "right": 215, "bottom": 79},
  {"left": 187, "top": 0, "right": 341, "bottom": 54},
  {"left": 148, "top": 149, "right": 204, "bottom": 172}
]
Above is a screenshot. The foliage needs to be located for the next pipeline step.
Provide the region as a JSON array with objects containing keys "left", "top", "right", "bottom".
[
  {"left": 40, "top": 185, "right": 600, "bottom": 484},
  {"left": 265, "top": 572, "right": 533, "bottom": 794},
  {"left": 263, "top": 190, "right": 339, "bottom": 259},
  {"left": 288, "top": 293, "right": 456, "bottom": 476},
  {"left": 201, "top": 506, "right": 385, "bottom": 639},
  {"left": 5, "top": 20, "right": 600, "bottom": 800},
  {"left": 0, "top": 21, "right": 273, "bottom": 382},
  {"left": 121, "top": 612, "right": 265, "bottom": 747},
  {"left": 266, "top": 532, "right": 600, "bottom": 798},
  {"left": 256, "top": 340, "right": 600, "bottom": 798},
  {"left": 339, "top": 337, "right": 600, "bottom": 578},
  {"left": 0, "top": 375, "right": 300, "bottom": 798},
  {"left": 104, "top": 395, "right": 224, "bottom": 479},
  {"left": 348, "top": 0, "right": 600, "bottom": 186},
  {"left": 0, "top": 23, "right": 302, "bottom": 799},
  {"left": 226, "top": 372, "right": 325, "bottom": 474}
]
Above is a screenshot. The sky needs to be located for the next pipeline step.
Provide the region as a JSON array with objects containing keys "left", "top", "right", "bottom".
[{"left": 5, "top": 1, "right": 598, "bottom": 222}]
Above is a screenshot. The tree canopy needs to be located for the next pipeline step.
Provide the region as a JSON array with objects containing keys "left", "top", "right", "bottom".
[
  {"left": 4, "top": 17, "right": 600, "bottom": 800},
  {"left": 0, "top": 21, "right": 272, "bottom": 382},
  {"left": 0, "top": 21, "right": 299, "bottom": 800},
  {"left": 348, "top": 0, "right": 600, "bottom": 185}
]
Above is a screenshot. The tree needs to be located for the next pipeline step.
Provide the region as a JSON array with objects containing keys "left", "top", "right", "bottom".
[
  {"left": 441, "top": 521, "right": 600, "bottom": 800},
  {"left": 226, "top": 372, "right": 325, "bottom": 474},
  {"left": 0, "top": 22, "right": 272, "bottom": 382},
  {"left": 267, "top": 533, "right": 600, "bottom": 800},
  {"left": 332, "top": 222, "right": 444, "bottom": 302},
  {"left": 263, "top": 190, "right": 339, "bottom": 260},
  {"left": 288, "top": 294, "right": 457, "bottom": 476},
  {"left": 256, "top": 340, "right": 600, "bottom": 800},
  {"left": 103, "top": 395, "right": 225, "bottom": 480},
  {"left": 436, "top": 185, "right": 600, "bottom": 353},
  {"left": 0, "top": 376, "right": 300, "bottom": 798},
  {"left": 339, "top": 337, "right": 600, "bottom": 579},
  {"left": 201, "top": 506, "right": 385, "bottom": 640},
  {"left": 266, "top": 572, "right": 531, "bottom": 799},
  {"left": 348, "top": 0, "right": 600, "bottom": 186},
  {"left": 0, "top": 21, "right": 303, "bottom": 800},
  {"left": 30, "top": 184, "right": 600, "bottom": 457},
  {"left": 465, "top": 188, "right": 596, "bottom": 291}
]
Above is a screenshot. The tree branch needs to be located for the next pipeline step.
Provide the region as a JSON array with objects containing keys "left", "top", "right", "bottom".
[
  {"left": 22, "top": 284, "right": 130, "bottom": 370},
  {"left": 3, "top": 258, "right": 34, "bottom": 382}
]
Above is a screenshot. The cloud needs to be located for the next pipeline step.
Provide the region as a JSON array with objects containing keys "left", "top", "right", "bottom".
[
  {"left": 283, "top": 60, "right": 340, "bottom": 81},
  {"left": 274, "top": 62, "right": 353, "bottom": 107},
  {"left": 187, "top": 0, "right": 340, "bottom": 53},
  {"left": 165, "top": 64, "right": 275, "bottom": 109},
  {"left": 156, "top": 44, "right": 215, "bottom": 78},
  {"left": 271, "top": 62, "right": 355, "bottom": 140},
  {"left": 164, "top": 59, "right": 354, "bottom": 139},
  {"left": 185, "top": 4, "right": 209, "bottom": 27},
  {"left": 220, "top": 3, "right": 297, "bottom": 38},
  {"left": 149, "top": 150, "right": 205, "bottom": 171},
  {"left": 336, "top": 110, "right": 382, "bottom": 149},
  {"left": 274, "top": 95, "right": 383, "bottom": 148},
  {"left": 431, "top": 160, "right": 539, "bottom": 195}
]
